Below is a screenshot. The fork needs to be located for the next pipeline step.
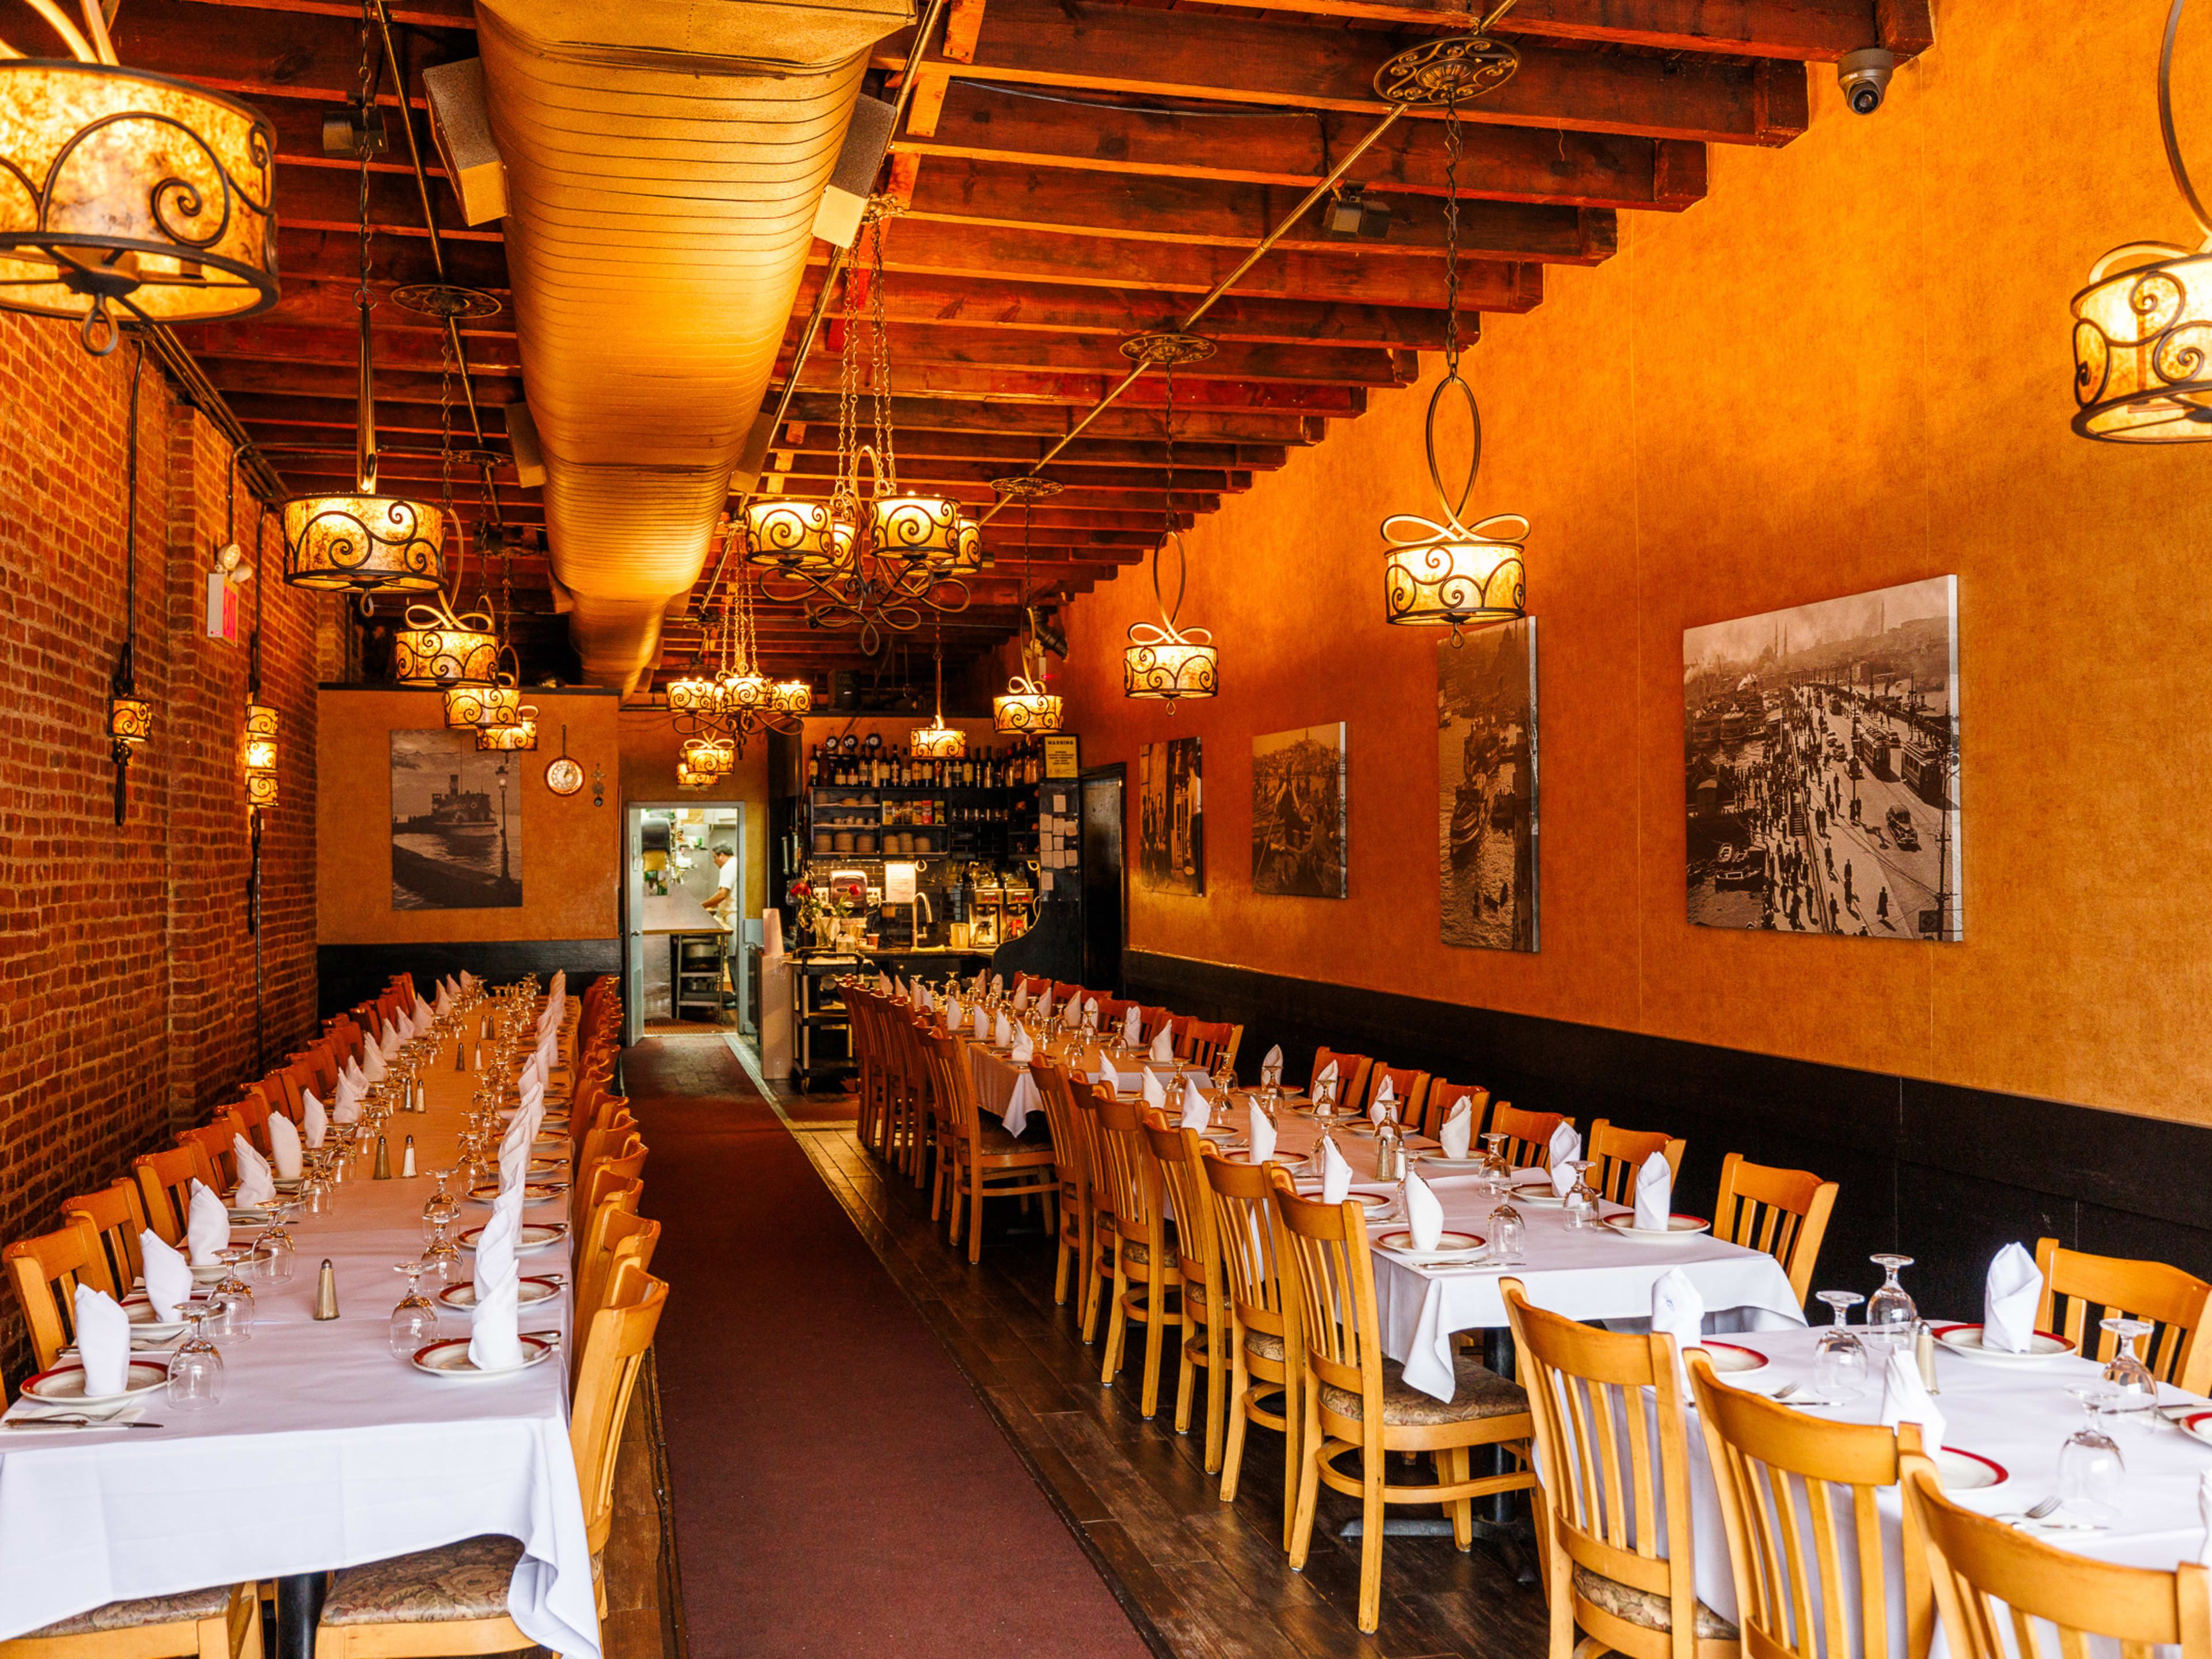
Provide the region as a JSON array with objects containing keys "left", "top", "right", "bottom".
[
  {"left": 3, "top": 1415, "right": 164, "bottom": 1431},
  {"left": 1993, "top": 1495, "right": 2062, "bottom": 1524}
]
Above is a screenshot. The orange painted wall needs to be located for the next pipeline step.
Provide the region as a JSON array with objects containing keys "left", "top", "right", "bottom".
[
  {"left": 1058, "top": 0, "right": 2212, "bottom": 1126},
  {"left": 316, "top": 688, "right": 623, "bottom": 944}
]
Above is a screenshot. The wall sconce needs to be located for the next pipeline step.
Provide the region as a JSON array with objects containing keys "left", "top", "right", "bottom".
[{"left": 244, "top": 702, "right": 279, "bottom": 810}]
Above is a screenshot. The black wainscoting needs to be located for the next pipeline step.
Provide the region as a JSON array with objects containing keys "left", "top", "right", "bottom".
[
  {"left": 1122, "top": 950, "right": 2212, "bottom": 1318},
  {"left": 317, "top": 939, "right": 620, "bottom": 1024}
]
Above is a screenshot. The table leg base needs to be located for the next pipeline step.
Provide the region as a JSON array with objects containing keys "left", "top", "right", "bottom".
[
  {"left": 274, "top": 1571, "right": 327, "bottom": 1659},
  {"left": 1337, "top": 1516, "right": 1539, "bottom": 1585}
]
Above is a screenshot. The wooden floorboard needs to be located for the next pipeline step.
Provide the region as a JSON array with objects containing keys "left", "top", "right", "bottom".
[{"left": 788, "top": 1124, "right": 1551, "bottom": 1659}]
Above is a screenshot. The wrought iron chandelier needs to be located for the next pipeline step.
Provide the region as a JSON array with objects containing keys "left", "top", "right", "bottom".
[
  {"left": 991, "top": 476, "right": 1065, "bottom": 734},
  {"left": 1122, "top": 334, "right": 1218, "bottom": 706},
  {"left": 668, "top": 571, "right": 809, "bottom": 761},
  {"left": 0, "top": 0, "right": 279, "bottom": 354},
  {"left": 281, "top": 3, "right": 444, "bottom": 593},
  {"left": 1377, "top": 30, "right": 1528, "bottom": 641},
  {"left": 442, "top": 543, "right": 520, "bottom": 729},
  {"left": 912, "top": 617, "right": 966, "bottom": 759},
  {"left": 752, "top": 207, "right": 975, "bottom": 653},
  {"left": 2072, "top": 0, "right": 2212, "bottom": 441}
]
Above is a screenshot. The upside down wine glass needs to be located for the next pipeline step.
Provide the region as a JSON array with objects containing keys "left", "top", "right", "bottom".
[
  {"left": 1866, "top": 1254, "right": 1918, "bottom": 1349},
  {"left": 1815, "top": 1291, "right": 1870, "bottom": 1399},
  {"left": 389, "top": 1260, "right": 441, "bottom": 1358},
  {"left": 166, "top": 1309, "right": 224, "bottom": 1411}
]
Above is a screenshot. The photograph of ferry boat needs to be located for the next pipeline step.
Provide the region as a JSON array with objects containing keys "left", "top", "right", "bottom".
[
  {"left": 389, "top": 730, "right": 523, "bottom": 910},
  {"left": 1138, "top": 736, "right": 1203, "bottom": 896},
  {"left": 1683, "top": 576, "right": 1960, "bottom": 940},
  {"left": 1437, "top": 621, "right": 1537, "bottom": 952},
  {"left": 1252, "top": 724, "right": 1346, "bottom": 898}
]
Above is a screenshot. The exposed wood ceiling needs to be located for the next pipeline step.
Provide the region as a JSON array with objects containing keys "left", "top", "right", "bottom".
[{"left": 119, "top": 0, "right": 1931, "bottom": 690}]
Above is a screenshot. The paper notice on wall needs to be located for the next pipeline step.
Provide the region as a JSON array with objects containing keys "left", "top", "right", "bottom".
[{"left": 885, "top": 861, "right": 918, "bottom": 904}]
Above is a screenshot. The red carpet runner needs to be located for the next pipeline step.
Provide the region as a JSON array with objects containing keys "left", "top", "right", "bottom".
[{"left": 627, "top": 1037, "right": 1154, "bottom": 1658}]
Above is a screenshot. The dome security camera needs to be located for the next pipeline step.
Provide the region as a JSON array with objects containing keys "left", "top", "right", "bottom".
[{"left": 1838, "top": 47, "right": 1897, "bottom": 115}]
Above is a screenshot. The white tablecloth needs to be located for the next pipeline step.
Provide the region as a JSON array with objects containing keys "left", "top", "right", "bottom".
[{"left": 0, "top": 1025, "right": 598, "bottom": 1656}]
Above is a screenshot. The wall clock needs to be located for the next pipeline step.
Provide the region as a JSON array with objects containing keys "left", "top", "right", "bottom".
[{"left": 545, "top": 725, "right": 584, "bottom": 797}]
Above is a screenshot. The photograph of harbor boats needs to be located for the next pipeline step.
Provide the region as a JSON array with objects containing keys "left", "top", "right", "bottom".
[
  {"left": 389, "top": 731, "right": 522, "bottom": 910},
  {"left": 1252, "top": 724, "right": 1347, "bottom": 898},
  {"left": 1683, "top": 577, "right": 1960, "bottom": 940},
  {"left": 1437, "top": 622, "right": 1537, "bottom": 952}
]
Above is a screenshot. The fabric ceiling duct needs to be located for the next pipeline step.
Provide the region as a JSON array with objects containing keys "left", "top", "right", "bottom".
[{"left": 475, "top": 0, "right": 911, "bottom": 690}]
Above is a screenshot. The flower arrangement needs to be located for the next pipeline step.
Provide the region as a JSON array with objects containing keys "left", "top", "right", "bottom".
[{"left": 789, "top": 877, "right": 866, "bottom": 942}]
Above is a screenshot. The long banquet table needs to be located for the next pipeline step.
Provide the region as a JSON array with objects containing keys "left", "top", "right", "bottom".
[{"left": 0, "top": 1023, "right": 599, "bottom": 1658}]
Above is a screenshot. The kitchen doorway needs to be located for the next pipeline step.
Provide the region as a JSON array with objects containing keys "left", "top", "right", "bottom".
[{"left": 623, "top": 802, "right": 747, "bottom": 1048}]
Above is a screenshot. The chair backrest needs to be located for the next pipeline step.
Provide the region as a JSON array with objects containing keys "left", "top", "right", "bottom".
[
  {"left": 134, "top": 1145, "right": 203, "bottom": 1244},
  {"left": 1030, "top": 1058, "right": 1092, "bottom": 1198},
  {"left": 1423, "top": 1081, "right": 1490, "bottom": 1142},
  {"left": 1200, "top": 1149, "right": 1299, "bottom": 1357},
  {"left": 1902, "top": 1460, "right": 2210, "bottom": 1659},
  {"left": 1713, "top": 1153, "right": 1839, "bottom": 1308},
  {"left": 1268, "top": 1167, "right": 1382, "bottom": 1412},
  {"left": 229, "top": 1093, "right": 275, "bottom": 1158},
  {"left": 1502, "top": 1279, "right": 1703, "bottom": 1659},
  {"left": 922, "top": 1030, "right": 986, "bottom": 1151},
  {"left": 1687, "top": 1350, "right": 1930, "bottom": 1659},
  {"left": 1178, "top": 1019, "right": 1240, "bottom": 1076},
  {"left": 575, "top": 1203, "right": 662, "bottom": 1338},
  {"left": 579, "top": 1147, "right": 649, "bottom": 1212},
  {"left": 61, "top": 1178, "right": 148, "bottom": 1297},
  {"left": 571, "top": 1259, "right": 670, "bottom": 1556},
  {"left": 1138, "top": 1004, "right": 1174, "bottom": 1043},
  {"left": 1588, "top": 1119, "right": 1687, "bottom": 1206},
  {"left": 176, "top": 1116, "right": 244, "bottom": 1189},
  {"left": 1143, "top": 1115, "right": 1219, "bottom": 1295},
  {"left": 1308, "top": 1048, "right": 1372, "bottom": 1113},
  {"left": 3, "top": 1218, "right": 107, "bottom": 1371},
  {"left": 2033, "top": 1237, "right": 2212, "bottom": 1393},
  {"left": 587, "top": 1172, "right": 643, "bottom": 1218},
  {"left": 1096, "top": 995, "right": 1137, "bottom": 1032},
  {"left": 577, "top": 1122, "right": 643, "bottom": 1176},
  {"left": 1488, "top": 1101, "right": 1565, "bottom": 1169},
  {"left": 1089, "top": 1088, "right": 1165, "bottom": 1252},
  {"left": 1363, "top": 1064, "right": 1431, "bottom": 1127}
]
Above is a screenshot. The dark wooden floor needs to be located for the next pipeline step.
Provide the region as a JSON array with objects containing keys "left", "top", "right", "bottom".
[{"left": 787, "top": 1120, "right": 1552, "bottom": 1659}]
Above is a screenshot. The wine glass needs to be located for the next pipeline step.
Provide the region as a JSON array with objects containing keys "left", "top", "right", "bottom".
[
  {"left": 166, "top": 1309, "right": 224, "bottom": 1411},
  {"left": 422, "top": 1169, "right": 460, "bottom": 1239},
  {"left": 2101, "top": 1316, "right": 2159, "bottom": 1427},
  {"left": 1561, "top": 1161, "right": 1600, "bottom": 1229},
  {"left": 2058, "top": 1385, "right": 2127, "bottom": 1520},
  {"left": 299, "top": 1153, "right": 332, "bottom": 1216},
  {"left": 255, "top": 1202, "right": 297, "bottom": 1283},
  {"left": 1815, "top": 1291, "right": 1870, "bottom": 1399},
  {"left": 1479, "top": 1131, "right": 1513, "bottom": 1182},
  {"left": 207, "top": 1249, "right": 256, "bottom": 1342},
  {"left": 1866, "top": 1254, "right": 1917, "bottom": 1348},
  {"left": 1211, "top": 1052, "right": 1237, "bottom": 1098},
  {"left": 389, "top": 1260, "right": 441, "bottom": 1359},
  {"left": 1486, "top": 1202, "right": 1527, "bottom": 1267},
  {"left": 422, "top": 1219, "right": 462, "bottom": 1283}
]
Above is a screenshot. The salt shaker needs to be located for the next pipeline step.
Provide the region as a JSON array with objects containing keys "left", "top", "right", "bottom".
[
  {"left": 312, "top": 1259, "right": 340, "bottom": 1320},
  {"left": 1915, "top": 1320, "right": 1940, "bottom": 1393}
]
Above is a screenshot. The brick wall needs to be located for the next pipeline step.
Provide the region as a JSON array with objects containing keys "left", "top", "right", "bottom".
[{"left": 0, "top": 312, "right": 323, "bottom": 1382}]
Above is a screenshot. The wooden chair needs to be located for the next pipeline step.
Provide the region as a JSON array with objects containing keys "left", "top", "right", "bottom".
[
  {"left": 0, "top": 1584, "right": 260, "bottom": 1659},
  {"left": 1144, "top": 1113, "right": 1228, "bottom": 1473},
  {"left": 1070, "top": 1084, "right": 1122, "bottom": 1346},
  {"left": 1200, "top": 1148, "right": 1304, "bottom": 1547},
  {"left": 1422, "top": 1082, "right": 1490, "bottom": 1142},
  {"left": 1711, "top": 1154, "right": 1839, "bottom": 1308},
  {"left": 575, "top": 1206, "right": 661, "bottom": 1343},
  {"left": 1362, "top": 1064, "right": 1431, "bottom": 1128},
  {"left": 133, "top": 1146, "right": 205, "bottom": 1246},
  {"left": 1502, "top": 1279, "right": 1737, "bottom": 1659},
  {"left": 1587, "top": 1119, "right": 1688, "bottom": 1206},
  {"left": 1307, "top": 1047, "right": 1372, "bottom": 1113},
  {"left": 59, "top": 1179, "right": 149, "bottom": 1298},
  {"left": 1488, "top": 1101, "right": 1566, "bottom": 1169},
  {"left": 844, "top": 988, "right": 888, "bottom": 1157},
  {"left": 1177, "top": 1019, "right": 1242, "bottom": 1078},
  {"left": 1137, "top": 1004, "right": 1175, "bottom": 1044},
  {"left": 2, "top": 1218, "right": 108, "bottom": 1372},
  {"left": 1090, "top": 1088, "right": 1183, "bottom": 1416},
  {"left": 1687, "top": 1349, "right": 1931, "bottom": 1659},
  {"left": 318, "top": 1263, "right": 669, "bottom": 1654},
  {"left": 578, "top": 1147, "right": 647, "bottom": 1214},
  {"left": 2032, "top": 1236, "right": 2212, "bottom": 1392},
  {"left": 575, "top": 1123, "right": 643, "bottom": 1180},
  {"left": 1278, "top": 1173, "right": 1535, "bottom": 1633},
  {"left": 1902, "top": 1457, "right": 2210, "bottom": 1659},
  {"left": 176, "top": 1113, "right": 247, "bottom": 1189},
  {"left": 1095, "top": 995, "right": 1138, "bottom": 1037},
  {"left": 229, "top": 1093, "right": 275, "bottom": 1159},
  {"left": 1030, "top": 1058, "right": 1094, "bottom": 1309},
  {"left": 923, "top": 1030, "right": 1058, "bottom": 1266}
]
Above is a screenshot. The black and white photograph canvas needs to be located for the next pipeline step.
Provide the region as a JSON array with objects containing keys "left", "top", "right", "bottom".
[
  {"left": 1252, "top": 724, "right": 1347, "bottom": 897},
  {"left": 1683, "top": 575, "right": 1960, "bottom": 940},
  {"left": 391, "top": 730, "right": 523, "bottom": 910},
  {"left": 1138, "top": 736, "right": 1203, "bottom": 896},
  {"left": 1438, "top": 621, "right": 1537, "bottom": 952}
]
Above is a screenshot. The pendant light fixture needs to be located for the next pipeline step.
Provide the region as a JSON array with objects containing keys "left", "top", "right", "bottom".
[
  {"left": 911, "top": 616, "right": 967, "bottom": 759},
  {"left": 237, "top": 458, "right": 279, "bottom": 813},
  {"left": 446, "top": 543, "right": 520, "bottom": 728},
  {"left": 991, "top": 475, "right": 1065, "bottom": 734},
  {"left": 668, "top": 572, "right": 809, "bottom": 759},
  {"left": 1376, "top": 28, "right": 1528, "bottom": 640},
  {"left": 394, "top": 355, "right": 500, "bottom": 683},
  {"left": 1122, "top": 334, "right": 1218, "bottom": 707},
  {"left": 281, "top": 6, "right": 444, "bottom": 592},
  {"left": 106, "top": 342, "right": 151, "bottom": 823},
  {"left": 2072, "top": 0, "right": 2212, "bottom": 440},
  {"left": 0, "top": 0, "right": 279, "bottom": 354}
]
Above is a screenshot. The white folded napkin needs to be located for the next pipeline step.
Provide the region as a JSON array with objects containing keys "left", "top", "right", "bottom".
[
  {"left": 1548, "top": 1120, "right": 1582, "bottom": 1169},
  {"left": 1439, "top": 1096, "right": 1475, "bottom": 1160},
  {"left": 1314, "top": 1058, "right": 1338, "bottom": 1106},
  {"left": 1632, "top": 1151, "right": 1672, "bottom": 1231},
  {"left": 1249, "top": 1103, "right": 1277, "bottom": 1164},
  {"left": 1141, "top": 1068, "right": 1168, "bottom": 1110},
  {"left": 1370, "top": 1075, "right": 1396, "bottom": 1125},
  {"left": 266, "top": 1109, "right": 303, "bottom": 1179},
  {"left": 1010, "top": 1028, "right": 1034, "bottom": 1065},
  {"left": 467, "top": 1183, "right": 527, "bottom": 1372},
  {"left": 185, "top": 1179, "right": 229, "bottom": 1266},
  {"left": 342, "top": 1055, "right": 365, "bottom": 1090},
  {"left": 1083, "top": 997, "right": 1099, "bottom": 1029},
  {"left": 1179, "top": 1077, "right": 1211, "bottom": 1131},
  {"left": 331, "top": 1077, "right": 361, "bottom": 1126},
  {"left": 972, "top": 968, "right": 987, "bottom": 994},
  {"left": 1881, "top": 1345, "right": 1946, "bottom": 1454},
  {"left": 876, "top": 972, "right": 892, "bottom": 994},
  {"left": 1149, "top": 1024, "right": 1174, "bottom": 1063},
  {"left": 1652, "top": 1266, "right": 1705, "bottom": 1384},
  {"left": 1404, "top": 1169, "right": 1443, "bottom": 1249},
  {"left": 301, "top": 1088, "right": 327, "bottom": 1149},
  {"left": 1320, "top": 1137, "right": 1354, "bottom": 1205},
  {"left": 380, "top": 1024, "right": 401, "bottom": 1058},
  {"left": 1037, "top": 987, "right": 1054, "bottom": 1017},
  {"left": 1551, "top": 1158, "right": 1578, "bottom": 1200},
  {"left": 73, "top": 1285, "right": 131, "bottom": 1399},
  {"left": 919, "top": 984, "right": 934, "bottom": 1013},
  {"left": 361, "top": 1041, "right": 387, "bottom": 1082},
  {"left": 1003, "top": 1071, "right": 1040, "bottom": 1135},
  {"left": 232, "top": 1135, "right": 275, "bottom": 1207},
  {"left": 1014, "top": 983, "right": 1030, "bottom": 1012},
  {"left": 414, "top": 995, "right": 434, "bottom": 1027},
  {"left": 2198, "top": 1471, "right": 2212, "bottom": 1568},
  {"left": 140, "top": 1229, "right": 192, "bottom": 1321},
  {"left": 1123, "top": 1005, "right": 1142, "bottom": 1046},
  {"left": 1260, "top": 1044, "right": 1282, "bottom": 1087},
  {"left": 992, "top": 973, "right": 1004, "bottom": 994},
  {"left": 946, "top": 995, "right": 964, "bottom": 1030},
  {"left": 972, "top": 1005, "right": 989, "bottom": 1041},
  {"left": 1099, "top": 1053, "right": 1124, "bottom": 1093},
  {"left": 995, "top": 1012, "right": 1012, "bottom": 1048},
  {"left": 1982, "top": 1242, "right": 2043, "bottom": 1354},
  {"left": 434, "top": 987, "right": 453, "bottom": 1017}
]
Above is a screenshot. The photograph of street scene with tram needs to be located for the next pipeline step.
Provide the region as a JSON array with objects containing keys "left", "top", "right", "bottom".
[
  {"left": 1138, "top": 736, "right": 1203, "bottom": 896},
  {"left": 390, "top": 730, "right": 524, "bottom": 910},
  {"left": 1252, "top": 724, "right": 1347, "bottom": 898},
  {"left": 1438, "top": 622, "right": 1537, "bottom": 952},
  {"left": 1683, "top": 577, "right": 1960, "bottom": 940}
]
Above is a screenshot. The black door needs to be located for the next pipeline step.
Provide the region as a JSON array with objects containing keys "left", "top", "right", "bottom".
[{"left": 1079, "top": 768, "right": 1125, "bottom": 993}]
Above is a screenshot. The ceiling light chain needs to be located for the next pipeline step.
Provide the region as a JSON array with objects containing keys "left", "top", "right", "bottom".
[
  {"left": 1122, "top": 343, "right": 1219, "bottom": 706},
  {"left": 993, "top": 476, "right": 1066, "bottom": 733}
]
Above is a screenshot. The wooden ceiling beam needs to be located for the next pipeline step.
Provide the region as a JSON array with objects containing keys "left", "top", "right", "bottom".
[
  {"left": 113, "top": 0, "right": 470, "bottom": 106},
  {"left": 763, "top": 457, "right": 1250, "bottom": 494},
  {"left": 771, "top": 394, "right": 1322, "bottom": 446},
  {"left": 762, "top": 430, "right": 1287, "bottom": 471},
  {"left": 784, "top": 319, "right": 1411, "bottom": 388},
  {"left": 278, "top": 228, "right": 510, "bottom": 293}
]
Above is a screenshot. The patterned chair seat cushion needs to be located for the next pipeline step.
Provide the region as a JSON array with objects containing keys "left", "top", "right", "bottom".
[
  {"left": 27, "top": 1585, "right": 232, "bottom": 1637},
  {"left": 323, "top": 1534, "right": 525, "bottom": 1626},
  {"left": 1572, "top": 1565, "right": 1738, "bottom": 1640},
  {"left": 1316, "top": 1353, "right": 1528, "bottom": 1427},
  {"left": 1187, "top": 1324, "right": 1285, "bottom": 1365}
]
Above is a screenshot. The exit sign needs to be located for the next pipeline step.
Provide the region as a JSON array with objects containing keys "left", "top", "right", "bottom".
[{"left": 204, "top": 573, "right": 238, "bottom": 642}]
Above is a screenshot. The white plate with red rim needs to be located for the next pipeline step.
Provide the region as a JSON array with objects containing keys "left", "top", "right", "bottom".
[
  {"left": 1696, "top": 1342, "right": 1769, "bottom": 1379},
  {"left": 465, "top": 1181, "right": 569, "bottom": 1205},
  {"left": 1376, "top": 1229, "right": 1486, "bottom": 1261},
  {"left": 2178, "top": 1412, "right": 2212, "bottom": 1448},
  {"left": 1225, "top": 1152, "right": 1310, "bottom": 1172},
  {"left": 457, "top": 1221, "right": 567, "bottom": 1254},
  {"left": 1931, "top": 1324, "right": 2077, "bottom": 1365},
  {"left": 1417, "top": 1153, "right": 1491, "bottom": 1171},
  {"left": 410, "top": 1333, "right": 560, "bottom": 1379},
  {"left": 22, "top": 1359, "right": 172, "bottom": 1406},
  {"left": 190, "top": 1248, "right": 274, "bottom": 1283},
  {"left": 1601, "top": 1214, "right": 1713, "bottom": 1241},
  {"left": 437, "top": 1275, "right": 562, "bottom": 1310},
  {"left": 1296, "top": 1188, "right": 1394, "bottom": 1213},
  {"left": 1934, "top": 1448, "right": 2009, "bottom": 1490},
  {"left": 121, "top": 1294, "right": 198, "bottom": 1338}
]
